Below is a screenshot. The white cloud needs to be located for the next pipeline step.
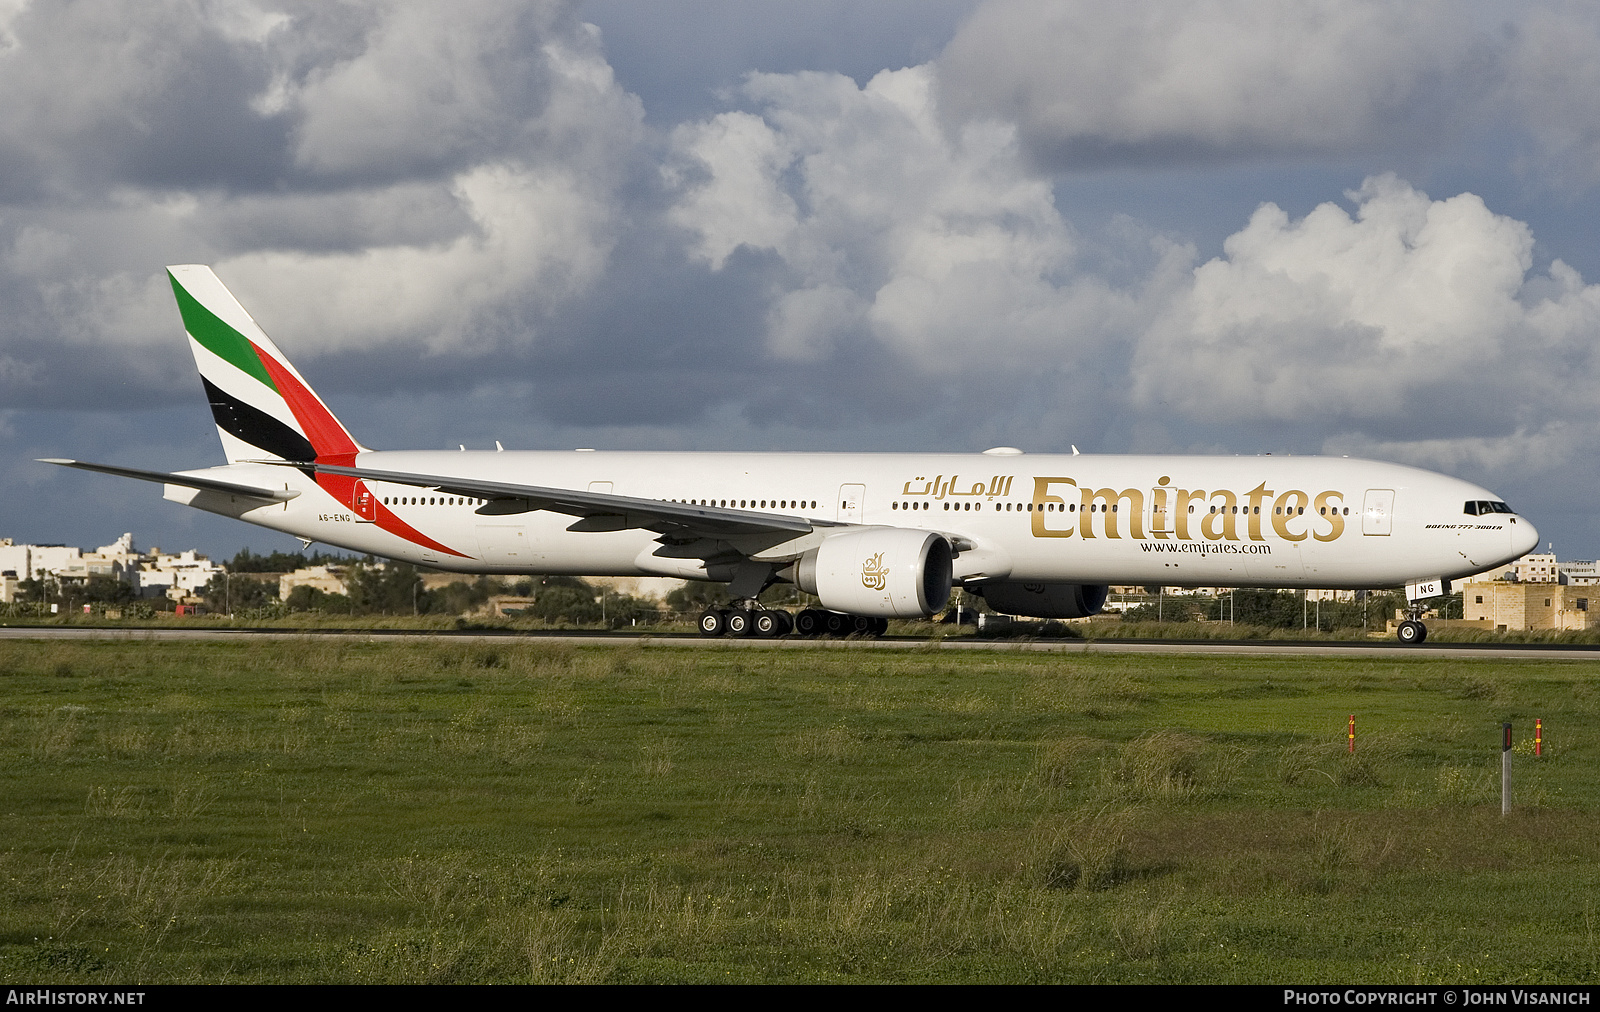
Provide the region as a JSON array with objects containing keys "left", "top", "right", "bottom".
[
  {"left": 936, "top": 0, "right": 1471, "bottom": 164},
  {"left": 667, "top": 65, "right": 1142, "bottom": 368},
  {"left": 666, "top": 110, "right": 797, "bottom": 271},
  {"left": 218, "top": 162, "right": 617, "bottom": 355},
  {"left": 1502, "top": 4, "right": 1600, "bottom": 188},
  {"left": 0, "top": 0, "right": 646, "bottom": 409},
  {"left": 1132, "top": 174, "right": 1600, "bottom": 427},
  {"left": 290, "top": 3, "right": 547, "bottom": 175},
  {"left": 0, "top": 0, "right": 29, "bottom": 51},
  {"left": 765, "top": 284, "right": 863, "bottom": 362},
  {"left": 209, "top": 3, "right": 647, "bottom": 354},
  {"left": 1327, "top": 422, "right": 1581, "bottom": 479}
]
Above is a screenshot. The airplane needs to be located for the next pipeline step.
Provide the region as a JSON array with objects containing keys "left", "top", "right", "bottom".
[{"left": 42, "top": 265, "right": 1539, "bottom": 643}]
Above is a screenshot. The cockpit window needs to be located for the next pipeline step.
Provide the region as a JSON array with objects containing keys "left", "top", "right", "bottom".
[{"left": 1464, "top": 500, "right": 1514, "bottom": 516}]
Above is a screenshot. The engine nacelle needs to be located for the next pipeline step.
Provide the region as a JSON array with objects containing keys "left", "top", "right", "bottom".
[
  {"left": 974, "top": 581, "right": 1108, "bottom": 619},
  {"left": 794, "top": 528, "right": 953, "bottom": 618}
]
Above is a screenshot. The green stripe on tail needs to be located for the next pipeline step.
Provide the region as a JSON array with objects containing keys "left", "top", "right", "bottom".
[{"left": 168, "top": 271, "right": 277, "bottom": 391}]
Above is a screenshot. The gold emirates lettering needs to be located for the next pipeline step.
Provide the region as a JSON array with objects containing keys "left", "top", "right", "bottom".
[
  {"left": 861, "top": 552, "right": 888, "bottom": 590},
  {"left": 1029, "top": 477, "right": 1347, "bottom": 542}
]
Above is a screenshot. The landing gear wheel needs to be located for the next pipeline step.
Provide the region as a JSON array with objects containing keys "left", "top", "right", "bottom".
[
  {"left": 726, "top": 609, "right": 755, "bottom": 637},
  {"left": 754, "top": 610, "right": 791, "bottom": 637},
  {"left": 823, "top": 612, "right": 850, "bottom": 637},
  {"left": 871, "top": 617, "right": 889, "bottom": 637},
  {"left": 849, "top": 615, "right": 877, "bottom": 637},
  {"left": 794, "top": 609, "right": 825, "bottom": 637},
  {"left": 698, "top": 608, "right": 727, "bottom": 638},
  {"left": 1396, "top": 619, "right": 1427, "bottom": 644}
]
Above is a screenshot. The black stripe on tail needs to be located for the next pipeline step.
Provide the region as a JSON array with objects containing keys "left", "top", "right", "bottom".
[{"left": 203, "top": 377, "right": 316, "bottom": 462}]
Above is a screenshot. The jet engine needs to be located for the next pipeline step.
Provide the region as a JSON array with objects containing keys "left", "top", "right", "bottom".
[
  {"left": 793, "top": 528, "right": 953, "bottom": 618},
  {"left": 974, "top": 581, "right": 1108, "bottom": 619}
]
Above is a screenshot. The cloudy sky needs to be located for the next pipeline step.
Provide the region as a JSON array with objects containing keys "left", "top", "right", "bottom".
[{"left": 8, "top": 0, "right": 1600, "bottom": 563}]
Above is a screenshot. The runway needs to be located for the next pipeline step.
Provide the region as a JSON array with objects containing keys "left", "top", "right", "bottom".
[{"left": 5, "top": 624, "right": 1600, "bottom": 661}]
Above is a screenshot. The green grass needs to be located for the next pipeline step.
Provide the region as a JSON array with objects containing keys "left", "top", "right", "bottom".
[{"left": 1, "top": 638, "right": 1597, "bottom": 983}]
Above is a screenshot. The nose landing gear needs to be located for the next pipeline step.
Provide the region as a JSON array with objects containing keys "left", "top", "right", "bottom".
[{"left": 1396, "top": 617, "right": 1428, "bottom": 644}]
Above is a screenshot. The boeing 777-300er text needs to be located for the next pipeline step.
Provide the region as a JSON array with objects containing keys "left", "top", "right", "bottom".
[{"left": 43, "top": 266, "right": 1539, "bottom": 642}]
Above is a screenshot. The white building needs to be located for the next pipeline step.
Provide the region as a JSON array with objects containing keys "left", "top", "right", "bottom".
[
  {"left": 1510, "top": 549, "right": 1560, "bottom": 584},
  {"left": 0, "top": 540, "right": 85, "bottom": 582},
  {"left": 0, "top": 533, "right": 221, "bottom": 600},
  {"left": 1563, "top": 560, "right": 1600, "bottom": 586},
  {"left": 133, "top": 549, "right": 224, "bottom": 599}
]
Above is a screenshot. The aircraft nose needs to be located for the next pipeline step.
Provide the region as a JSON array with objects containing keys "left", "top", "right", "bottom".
[{"left": 1512, "top": 517, "right": 1539, "bottom": 559}]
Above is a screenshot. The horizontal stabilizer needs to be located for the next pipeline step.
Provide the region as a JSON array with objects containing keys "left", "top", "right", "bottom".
[{"left": 38, "top": 459, "right": 300, "bottom": 502}]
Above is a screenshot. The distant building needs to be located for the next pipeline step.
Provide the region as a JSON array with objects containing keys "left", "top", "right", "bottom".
[
  {"left": 1564, "top": 560, "right": 1600, "bottom": 586},
  {"left": 0, "top": 539, "right": 85, "bottom": 582},
  {"left": 133, "top": 549, "right": 224, "bottom": 599},
  {"left": 1306, "top": 589, "right": 1358, "bottom": 602},
  {"left": 1459, "top": 579, "right": 1597, "bottom": 632},
  {"left": 0, "top": 533, "right": 220, "bottom": 600},
  {"left": 1510, "top": 549, "right": 1560, "bottom": 584},
  {"left": 280, "top": 565, "right": 352, "bottom": 599}
]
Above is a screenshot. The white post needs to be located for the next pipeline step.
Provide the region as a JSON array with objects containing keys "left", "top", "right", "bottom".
[{"left": 1502, "top": 722, "right": 1513, "bottom": 816}]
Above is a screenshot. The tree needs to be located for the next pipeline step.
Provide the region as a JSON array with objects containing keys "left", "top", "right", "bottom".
[
  {"left": 346, "top": 562, "right": 422, "bottom": 615},
  {"left": 423, "top": 577, "right": 499, "bottom": 616},
  {"left": 81, "top": 575, "right": 136, "bottom": 606},
  {"left": 200, "top": 573, "right": 278, "bottom": 613},
  {"left": 528, "top": 577, "right": 602, "bottom": 625},
  {"left": 285, "top": 585, "right": 352, "bottom": 613},
  {"left": 665, "top": 581, "right": 727, "bottom": 613},
  {"left": 228, "top": 547, "right": 351, "bottom": 573}
]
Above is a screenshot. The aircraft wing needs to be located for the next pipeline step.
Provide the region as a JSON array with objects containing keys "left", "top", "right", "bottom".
[
  {"left": 38, "top": 459, "right": 300, "bottom": 502},
  {"left": 279, "top": 460, "right": 836, "bottom": 539}
]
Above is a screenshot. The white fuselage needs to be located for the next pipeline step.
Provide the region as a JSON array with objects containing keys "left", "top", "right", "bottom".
[{"left": 171, "top": 450, "right": 1538, "bottom": 590}]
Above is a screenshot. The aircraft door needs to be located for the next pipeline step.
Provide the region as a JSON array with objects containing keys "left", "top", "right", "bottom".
[
  {"left": 838, "top": 484, "right": 865, "bottom": 523},
  {"left": 1362, "top": 489, "right": 1395, "bottom": 536},
  {"left": 476, "top": 525, "right": 529, "bottom": 565},
  {"left": 352, "top": 480, "right": 378, "bottom": 522},
  {"left": 588, "top": 481, "right": 613, "bottom": 494}
]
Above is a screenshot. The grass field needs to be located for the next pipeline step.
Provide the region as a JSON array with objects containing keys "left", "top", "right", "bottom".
[{"left": 1, "top": 638, "right": 1597, "bottom": 983}]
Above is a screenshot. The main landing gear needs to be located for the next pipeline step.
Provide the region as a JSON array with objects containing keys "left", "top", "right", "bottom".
[{"left": 697, "top": 605, "right": 888, "bottom": 639}]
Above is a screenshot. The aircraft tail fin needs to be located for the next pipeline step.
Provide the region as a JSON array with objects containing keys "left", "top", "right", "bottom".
[{"left": 167, "top": 265, "right": 367, "bottom": 465}]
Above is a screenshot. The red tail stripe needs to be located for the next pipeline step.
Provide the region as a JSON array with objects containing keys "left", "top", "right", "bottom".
[
  {"left": 313, "top": 464, "right": 471, "bottom": 558},
  {"left": 250, "top": 343, "right": 469, "bottom": 558},
  {"left": 252, "top": 345, "right": 360, "bottom": 459}
]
